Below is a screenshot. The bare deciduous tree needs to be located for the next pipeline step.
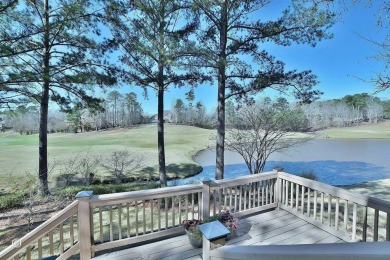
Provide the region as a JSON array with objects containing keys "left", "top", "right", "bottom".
[
  {"left": 226, "top": 101, "right": 310, "bottom": 175},
  {"left": 101, "top": 149, "right": 143, "bottom": 183}
]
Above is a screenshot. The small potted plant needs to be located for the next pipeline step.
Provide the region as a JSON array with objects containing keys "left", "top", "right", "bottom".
[
  {"left": 182, "top": 219, "right": 203, "bottom": 248},
  {"left": 216, "top": 211, "right": 238, "bottom": 240}
]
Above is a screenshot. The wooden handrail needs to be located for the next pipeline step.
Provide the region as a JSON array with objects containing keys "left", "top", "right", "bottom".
[
  {"left": 0, "top": 201, "right": 78, "bottom": 260},
  {"left": 211, "top": 171, "right": 278, "bottom": 190},
  {"left": 278, "top": 172, "right": 390, "bottom": 213},
  {"left": 90, "top": 183, "right": 203, "bottom": 207}
]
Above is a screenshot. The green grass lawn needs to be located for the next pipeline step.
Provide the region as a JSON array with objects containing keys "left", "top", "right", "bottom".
[
  {"left": 319, "top": 120, "right": 390, "bottom": 139},
  {"left": 0, "top": 124, "right": 215, "bottom": 191}
]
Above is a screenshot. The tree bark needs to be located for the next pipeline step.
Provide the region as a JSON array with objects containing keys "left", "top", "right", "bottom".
[
  {"left": 38, "top": 0, "right": 50, "bottom": 195},
  {"left": 157, "top": 3, "right": 167, "bottom": 186},
  {"left": 157, "top": 81, "right": 167, "bottom": 186},
  {"left": 215, "top": 1, "right": 228, "bottom": 180}
]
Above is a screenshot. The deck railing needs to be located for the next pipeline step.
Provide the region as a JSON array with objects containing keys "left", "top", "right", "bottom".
[
  {"left": 0, "top": 201, "right": 79, "bottom": 260},
  {"left": 278, "top": 172, "right": 390, "bottom": 242},
  {"left": 1, "top": 171, "right": 390, "bottom": 260}
]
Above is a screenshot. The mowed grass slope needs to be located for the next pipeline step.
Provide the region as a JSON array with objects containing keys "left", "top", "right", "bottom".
[
  {"left": 0, "top": 124, "right": 215, "bottom": 187},
  {"left": 319, "top": 119, "right": 390, "bottom": 139}
]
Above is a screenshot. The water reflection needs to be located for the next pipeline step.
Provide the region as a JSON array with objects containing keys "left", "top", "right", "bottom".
[{"left": 170, "top": 139, "right": 390, "bottom": 186}]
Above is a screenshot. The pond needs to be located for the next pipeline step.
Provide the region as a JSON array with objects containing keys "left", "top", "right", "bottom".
[{"left": 173, "top": 139, "right": 390, "bottom": 186}]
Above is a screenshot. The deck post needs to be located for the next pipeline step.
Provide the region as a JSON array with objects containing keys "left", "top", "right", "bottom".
[
  {"left": 202, "top": 179, "right": 211, "bottom": 221},
  {"left": 75, "top": 191, "right": 94, "bottom": 260},
  {"left": 274, "top": 169, "right": 282, "bottom": 210}
]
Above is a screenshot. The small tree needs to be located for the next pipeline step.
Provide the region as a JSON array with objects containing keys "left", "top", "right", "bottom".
[
  {"left": 226, "top": 100, "right": 310, "bottom": 175},
  {"left": 101, "top": 149, "right": 143, "bottom": 183}
]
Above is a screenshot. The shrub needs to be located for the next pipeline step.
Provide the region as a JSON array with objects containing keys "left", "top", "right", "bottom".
[
  {"left": 299, "top": 169, "right": 319, "bottom": 181},
  {"left": 0, "top": 193, "right": 25, "bottom": 211}
]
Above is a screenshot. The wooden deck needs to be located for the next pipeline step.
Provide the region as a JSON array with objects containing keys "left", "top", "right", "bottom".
[{"left": 93, "top": 209, "right": 346, "bottom": 260}]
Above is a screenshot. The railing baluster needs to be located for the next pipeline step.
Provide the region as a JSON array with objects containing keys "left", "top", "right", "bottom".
[
  {"left": 213, "top": 190, "right": 216, "bottom": 216},
  {"left": 178, "top": 196, "right": 182, "bottom": 225},
  {"left": 307, "top": 188, "right": 311, "bottom": 217},
  {"left": 266, "top": 181, "right": 269, "bottom": 205},
  {"left": 38, "top": 238, "right": 42, "bottom": 258},
  {"left": 59, "top": 223, "right": 64, "bottom": 253},
  {"left": 285, "top": 180, "right": 289, "bottom": 206},
  {"left": 244, "top": 185, "right": 247, "bottom": 211},
  {"left": 235, "top": 186, "right": 238, "bottom": 212},
  {"left": 99, "top": 206, "right": 103, "bottom": 243},
  {"left": 374, "top": 209, "right": 379, "bottom": 241},
  {"left": 296, "top": 183, "right": 299, "bottom": 211},
  {"left": 165, "top": 198, "right": 168, "bottom": 229},
  {"left": 118, "top": 204, "right": 122, "bottom": 239},
  {"left": 143, "top": 200, "right": 146, "bottom": 234},
  {"left": 223, "top": 188, "right": 227, "bottom": 210},
  {"left": 313, "top": 190, "right": 317, "bottom": 220},
  {"left": 172, "top": 197, "right": 175, "bottom": 227},
  {"left": 251, "top": 184, "right": 255, "bottom": 208},
  {"left": 328, "top": 194, "right": 332, "bottom": 227},
  {"left": 320, "top": 192, "right": 324, "bottom": 223},
  {"left": 198, "top": 192, "right": 202, "bottom": 218},
  {"left": 127, "top": 202, "right": 131, "bottom": 238},
  {"left": 248, "top": 185, "right": 252, "bottom": 209},
  {"left": 238, "top": 185, "right": 242, "bottom": 212},
  {"left": 344, "top": 200, "right": 348, "bottom": 232},
  {"left": 150, "top": 200, "right": 154, "bottom": 233},
  {"left": 261, "top": 183, "right": 265, "bottom": 206},
  {"left": 26, "top": 246, "right": 31, "bottom": 260},
  {"left": 362, "top": 206, "right": 368, "bottom": 242},
  {"left": 335, "top": 198, "right": 339, "bottom": 231},
  {"left": 257, "top": 182, "right": 261, "bottom": 207},
  {"left": 191, "top": 193, "right": 195, "bottom": 220},
  {"left": 158, "top": 199, "right": 161, "bottom": 231},
  {"left": 49, "top": 230, "right": 54, "bottom": 255},
  {"left": 301, "top": 185, "right": 305, "bottom": 213},
  {"left": 70, "top": 215, "right": 74, "bottom": 245},
  {"left": 352, "top": 203, "right": 357, "bottom": 241},
  {"left": 109, "top": 206, "right": 113, "bottom": 241},
  {"left": 135, "top": 201, "right": 139, "bottom": 236},
  {"left": 185, "top": 195, "right": 189, "bottom": 221},
  {"left": 386, "top": 213, "right": 390, "bottom": 241},
  {"left": 290, "top": 181, "right": 294, "bottom": 208},
  {"left": 229, "top": 187, "right": 233, "bottom": 210}
]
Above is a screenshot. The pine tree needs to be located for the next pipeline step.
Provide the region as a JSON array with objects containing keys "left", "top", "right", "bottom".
[
  {"left": 0, "top": 0, "right": 116, "bottom": 194},
  {"left": 103, "top": 0, "right": 207, "bottom": 185},
  {"left": 193, "top": 0, "right": 334, "bottom": 179}
]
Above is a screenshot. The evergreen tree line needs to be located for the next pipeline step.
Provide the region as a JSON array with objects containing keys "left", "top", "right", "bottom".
[
  {"left": 226, "top": 94, "right": 390, "bottom": 132},
  {"left": 1, "top": 0, "right": 341, "bottom": 194}
]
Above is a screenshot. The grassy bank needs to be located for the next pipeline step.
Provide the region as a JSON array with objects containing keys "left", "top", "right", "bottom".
[
  {"left": 319, "top": 120, "right": 390, "bottom": 139},
  {"left": 0, "top": 124, "right": 215, "bottom": 191}
]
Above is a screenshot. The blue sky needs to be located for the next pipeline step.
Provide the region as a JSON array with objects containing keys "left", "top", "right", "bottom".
[{"left": 119, "top": 3, "right": 388, "bottom": 115}]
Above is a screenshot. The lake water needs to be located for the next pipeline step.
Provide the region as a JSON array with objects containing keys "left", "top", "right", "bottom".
[{"left": 174, "top": 139, "right": 390, "bottom": 186}]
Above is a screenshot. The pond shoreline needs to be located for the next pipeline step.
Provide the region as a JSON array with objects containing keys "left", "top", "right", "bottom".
[{"left": 189, "top": 138, "right": 390, "bottom": 187}]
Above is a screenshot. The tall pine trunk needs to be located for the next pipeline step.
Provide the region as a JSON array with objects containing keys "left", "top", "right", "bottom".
[
  {"left": 38, "top": 0, "right": 50, "bottom": 195},
  {"left": 215, "top": 1, "right": 228, "bottom": 180},
  {"left": 157, "top": 2, "right": 167, "bottom": 186},
  {"left": 157, "top": 81, "right": 167, "bottom": 186}
]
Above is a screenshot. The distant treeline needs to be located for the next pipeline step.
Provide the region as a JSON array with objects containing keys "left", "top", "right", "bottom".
[{"left": 1, "top": 92, "right": 389, "bottom": 134}]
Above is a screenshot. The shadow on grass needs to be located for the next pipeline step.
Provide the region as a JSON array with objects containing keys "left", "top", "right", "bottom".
[{"left": 136, "top": 164, "right": 203, "bottom": 181}]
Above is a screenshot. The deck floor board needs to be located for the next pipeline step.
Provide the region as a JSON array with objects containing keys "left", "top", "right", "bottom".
[{"left": 93, "top": 209, "right": 347, "bottom": 260}]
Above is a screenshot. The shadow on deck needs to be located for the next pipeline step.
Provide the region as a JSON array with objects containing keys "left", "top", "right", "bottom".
[{"left": 93, "top": 209, "right": 346, "bottom": 260}]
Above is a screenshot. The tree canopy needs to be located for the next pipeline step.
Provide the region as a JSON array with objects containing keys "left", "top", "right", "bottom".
[
  {"left": 192, "top": 0, "right": 335, "bottom": 179},
  {"left": 0, "top": 0, "right": 117, "bottom": 194}
]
